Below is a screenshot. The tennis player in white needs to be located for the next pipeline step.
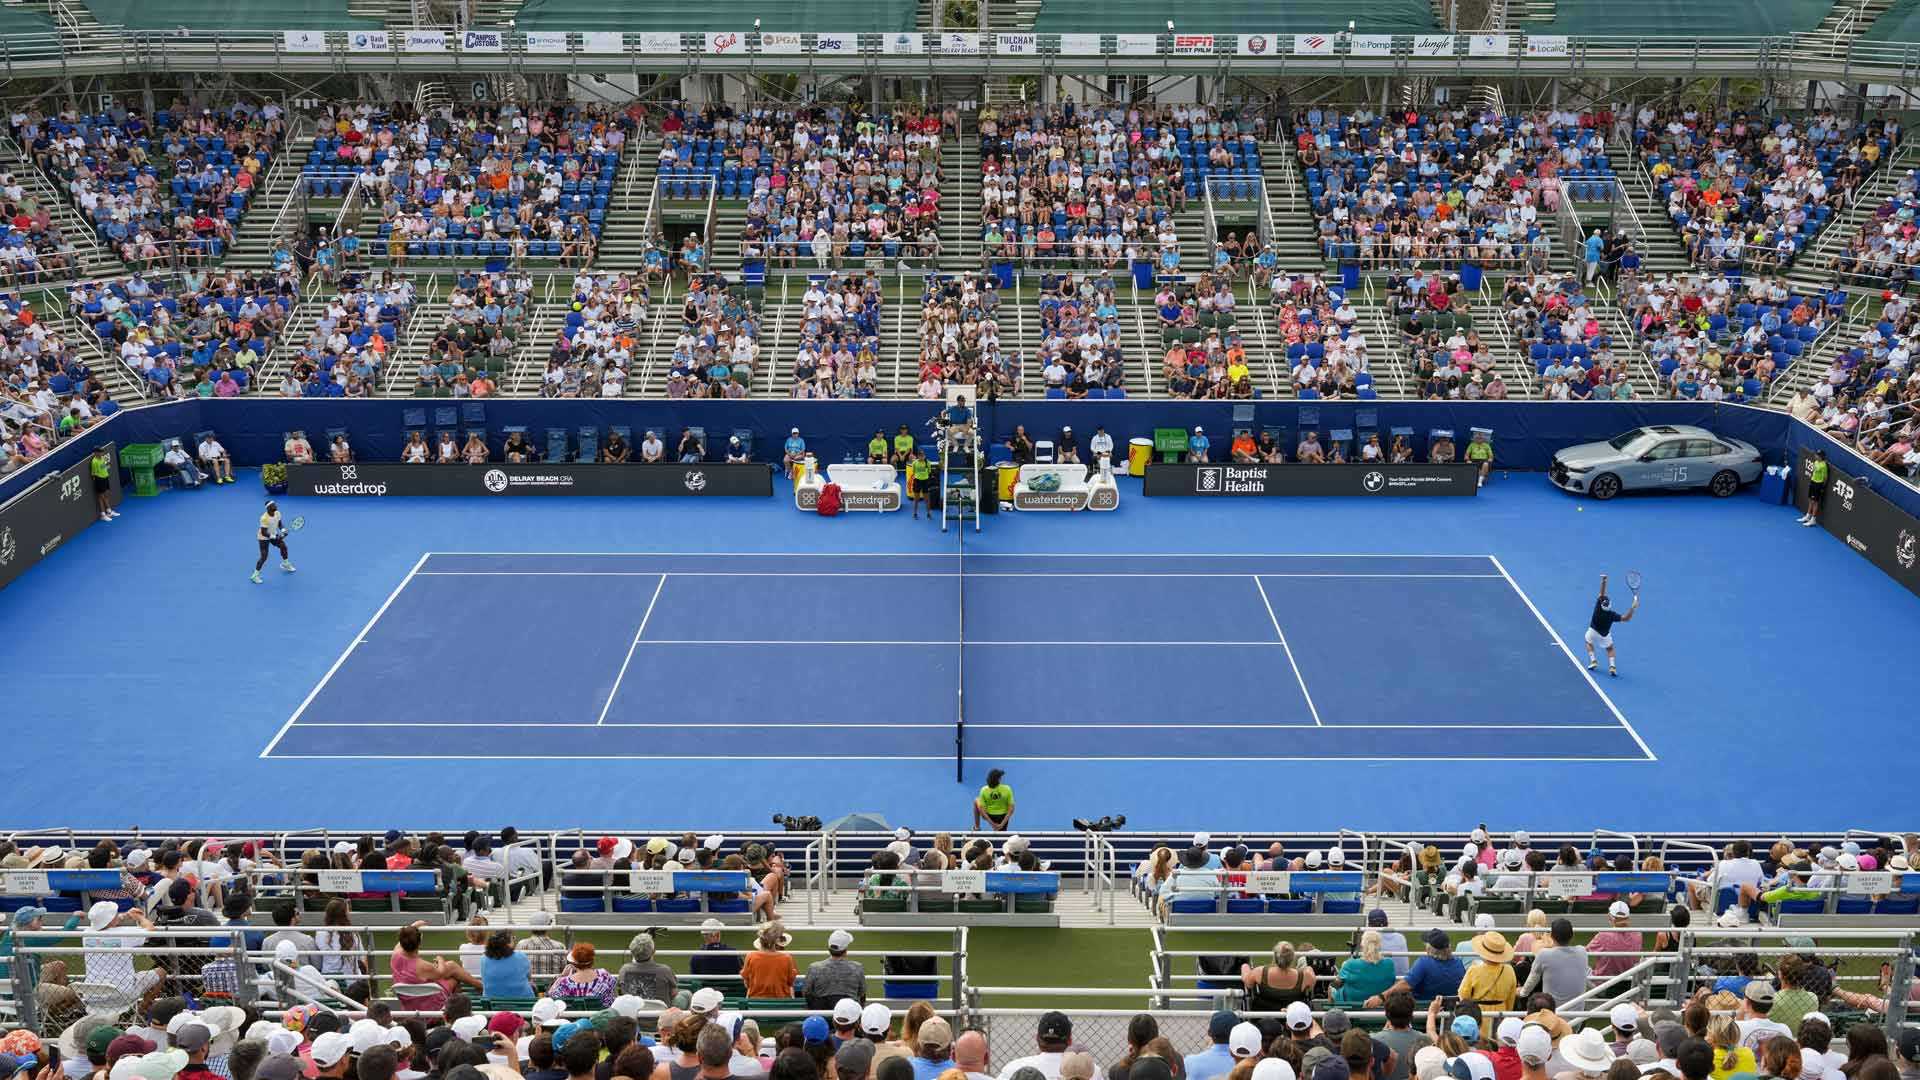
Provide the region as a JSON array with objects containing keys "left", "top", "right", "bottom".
[
  {"left": 252, "top": 500, "right": 295, "bottom": 584},
  {"left": 1583, "top": 573, "right": 1636, "bottom": 676}
]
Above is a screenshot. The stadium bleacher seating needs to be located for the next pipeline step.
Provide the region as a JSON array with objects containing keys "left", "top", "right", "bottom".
[{"left": 512, "top": 0, "right": 919, "bottom": 32}]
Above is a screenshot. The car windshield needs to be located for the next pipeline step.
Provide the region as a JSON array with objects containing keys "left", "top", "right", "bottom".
[{"left": 1606, "top": 429, "right": 1651, "bottom": 452}]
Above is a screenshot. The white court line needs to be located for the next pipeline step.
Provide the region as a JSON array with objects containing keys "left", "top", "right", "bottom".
[
  {"left": 633, "top": 639, "right": 1290, "bottom": 646},
  {"left": 1487, "top": 554, "right": 1657, "bottom": 762},
  {"left": 593, "top": 573, "right": 668, "bottom": 726},
  {"left": 260, "top": 552, "right": 430, "bottom": 759},
  {"left": 265, "top": 753, "right": 1656, "bottom": 762},
  {"left": 412, "top": 571, "right": 1504, "bottom": 579},
  {"left": 290, "top": 721, "right": 1629, "bottom": 730},
  {"left": 1252, "top": 576, "right": 1323, "bottom": 727},
  {"left": 426, "top": 551, "right": 1492, "bottom": 559}
]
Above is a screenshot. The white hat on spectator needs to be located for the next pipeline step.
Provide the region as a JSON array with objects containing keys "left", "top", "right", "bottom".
[
  {"left": 1254, "top": 1062, "right": 1297, "bottom": 1080},
  {"left": 611, "top": 996, "right": 646, "bottom": 1020},
  {"left": 1284, "top": 1002, "right": 1313, "bottom": 1031},
  {"left": 1837, "top": 853, "right": 1860, "bottom": 871},
  {"left": 245, "top": 1022, "right": 278, "bottom": 1043},
  {"left": 331, "top": 842, "right": 354, "bottom": 855},
  {"left": 1516, "top": 1026, "right": 1553, "bottom": 1066},
  {"left": 1474, "top": 913, "right": 1497, "bottom": 930},
  {"left": 1304, "top": 851, "right": 1323, "bottom": 869},
  {"left": 451, "top": 1016, "right": 489, "bottom": 1040},
  {"left": 274, "top": 940, "right": 299, "bottom": 966},
  {"left": 1192, "top": 833, "right": 1211, "bottom": 847},
  {"left": 349, "top": 1020, "right": 386, "bottom": 1055},
  {"left": 859, "top": 1002, "right": 892, "bottom": 1036},
  {"left": 1414, "top": 1048, "right": 1450, "bottom": 1080},
  {"left": 1607, "top": 900, "right": 1630, "bottom": 918},
  {"left": 702, "top": 835, "right": 725, "bottom": 852},
  {"left": 1610, "top": 1004, "right": 1639, "bottom": 1033},
  {"left": 832, "top": 999, "right": 863, "bottom": 1026},
  {"left": 530, "top": 911, "right": 556, "bottom": 928},
  {"left": 886, "top": 841, "right": 912, "bottom": 861},
  {"left": 611, "top": 838, "right": 635, "bottom": 861},
  {"left": 690, "top": 988, "right": 726, "bottom": 1015},
  {"left": 1229, "top": 1023, "right": 1263, "bottom": 1059},
  {"left": 1004, "top": 835, "right": 1030, "bottom": 855},
  {"left": 1501, "top": 849, "right": 1524, "bottom": 869},
  {"left": 1461, "top": 843, "right": 1479, "bottom": 861},
  {"left": 1495, "top": 1019, "right": 1523, "bottom": 1047},
  {"left": 1560, "top": 1031, "right": 1614, "bottom": 1074},
  {"left": 530, "top": 998, "right": 565, "bottom": 1027},
  {"left": 894, "top": 828, "right": 913, "bottom": 842},
  {"left": 109, "top": 1056, "right": 145, "bottom": 1080},
  {"left": 1895, "top": 855, "right": 1913, "bottom": 871},
  {"left": 386, "top": 1029, "right": 411, "bottom": 1051},
  {"left": 1471, "top": 828, "right": 1489, "bottom": 844},
  {"left": 828, "top": 930, "right": 855, "bottom": 953},
  {"left": 125, "top": 848, "right": 153, "bottom": 871},
  {"left": 87, "top": 900, "right": 119, "bottom": 931},
  {"left": 1512, "top": 831, "right": 1531, "bottom": 846},
  {"left": 1328, "top": 849, "right": 1346, "bottom": 867},
  {"left": 265, "top": 1030, "right": 302, "bottom": 1057},
  {"left": 310, "top": 1034, "right": 353, "bottom": 1069}
]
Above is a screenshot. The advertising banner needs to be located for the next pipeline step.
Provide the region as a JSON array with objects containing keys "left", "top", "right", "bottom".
[
  {"left": 1057, "top": 33, "right": 1102, "bottom": 54},
  {"left": 1291, "top": 34, "right": 1333, "bottom": 55},
  {"left": 941, "top": 32, "right": 982, "bottom": 54},
  {"left": 758, "top": 32, "right": 804, "bottom": 54},
  {"left": 884, "top": 32, "right": 923, "bottom": 54},
  {"left": 1142, "top": 462, "right": 1480, "bottom": 497},
  {"left": 812, "top": 31, "right": 856, "bottom": 53},
  {"left": 348, "top": 30, "right": 389, "bottom": 51},
  {"left": 405, "top": 30, "right": 447, "bottom": 52},
  {"left": 1468, "top": 33, "right": 1511, "bottom": 56},
  {"left": 525, "top": 31, "right": 571, "bottom": 53},
  {"left": 283, "top": 30, "right": 328, "bottom": 52},
  {"left": 0, "top": 443, "right": 120, "bottom": 590},
  {"left": 1796, "top": 452, "right": 1920, "bottom": 598},
  {"left": 997, "top": 33, "right": 1038, "bottom": 55},
  {"left": 461, "top": 29, "right": 505, "bottom": 52},
  {"left": 1114, "top": 33, "right": 1158, "bottom": 55},
  {"left": 1412, "top": 34, "right": 1457, "bottom": 56},
  {"left": 1524, "top": 34, "right": 1569, "bottom": 56},
  {"left": 705, "top": 31, "right": 746, "bottom": 55},
  {"left": 1171, "top": 33, "right": 1216, "bottom": 54},
  {"left": 1351, "top": 34, "right": 1395, "bottom": 54},
  {"left": 288, "top": 463, "right": 773, "bottom": 498}
]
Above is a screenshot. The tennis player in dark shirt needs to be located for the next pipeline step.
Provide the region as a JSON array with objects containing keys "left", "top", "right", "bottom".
[{"left": 1582, "top": 573, "right": 1637, "bottom": 677}]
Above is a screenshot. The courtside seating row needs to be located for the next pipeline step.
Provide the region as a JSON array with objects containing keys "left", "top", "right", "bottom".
[{"left": 398, "top": 407, "right": 754, "bottom": 464}]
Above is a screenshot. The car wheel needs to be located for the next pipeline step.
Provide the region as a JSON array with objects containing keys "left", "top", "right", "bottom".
[
  {"left": 1708, "top": 469, "right": 1740, "bottom": 497},
  {"left": 1590, "top": 473, "right": 1621, "bottom": 500}
]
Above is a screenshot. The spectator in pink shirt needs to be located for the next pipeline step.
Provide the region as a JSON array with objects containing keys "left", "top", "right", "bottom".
[{"left": 1587, "top": 902, "right": 1645, "bottom": 980}]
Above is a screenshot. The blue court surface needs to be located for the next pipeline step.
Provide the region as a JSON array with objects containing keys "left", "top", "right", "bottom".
[
  {"left": 261, "top": 552, "right": 1647, "bottom": 763},
  {"left": 4, "top": 471, "right": 1916, "bottom": 831}
]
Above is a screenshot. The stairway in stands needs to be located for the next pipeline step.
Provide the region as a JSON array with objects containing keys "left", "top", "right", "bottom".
[
  {"left": 505, "top": 299, "right": 568, "bottom": 396},
  {"left": 1768, "top": 318, "right": 1856, "bottom": 404},
  {"left": 1350, "top": 300, "right": 1414, "bottom": 398},
  {"left": 1465, "top": 291, "right": 1539, "bottom": 398},
  {"left": 253, "top": 285, "right": 325, "bottom": 394},
  {"left": 1805, "top": 0, "right": 1898, "bottom": 53},
  {"left": 708, "top": 197, "right": 745, "bottom": 279},
  {"left": 1259, "top": 144, "right": 1327, "bottom": 272},
  {"left": 0, "top": 135, "right": 120, "bottom": 280},
  {"left": 36, "top": 299, "right": 145, "bottom": 403},
  {"left": 591, "top": 139, "right": 660, "bottom": 275},
  {"left": 379, "top": 292, "right": 450, "bottom": 397},
  {"left": 226, "top": 130, "right": 318, "bottom": 272},
  {"left": 1783, "top": 137, "right": 1920, "bottom": 299},
  {"left": 939, "top": 137, "right": 973, "bottom": 271},
  {"left": 1004, "top": 284, "right": 1043, "bottom": 396},
  {"left": 1612, "top": 160, "right": 1698, "bottom": 278}
]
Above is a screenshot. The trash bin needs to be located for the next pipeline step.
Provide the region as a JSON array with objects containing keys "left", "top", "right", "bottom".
[
  {"left": 1128, "top": 437, "right": 1154, "bottom": 477},
  {"left": 119, "top": 443, "right": 164, "bottom": 497},
  {"left": 997, "top": 462, "right": 1020, "bottom": 502},
  {"left": 1340, "top": 263, "right": 1360, "bottom": 291},
  {"left": 1132, "top": 259, "right": 1154, "bottom": 290},
  {"left": 1759, "top": 464, "right": 1791, "bottom": 505}
]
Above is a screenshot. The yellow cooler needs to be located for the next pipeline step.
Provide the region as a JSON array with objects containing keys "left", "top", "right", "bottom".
[
  {"left": 1128, "top": 437, "right": 1154, "bottom": 477},
  {"left": 997, "top": 462, "right": 1020, "bottom": 501}
]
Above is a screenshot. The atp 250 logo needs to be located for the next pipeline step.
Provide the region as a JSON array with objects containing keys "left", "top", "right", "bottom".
[
  {"left": 1832, "top": 476, "right": 1855, "bottom": 511},
  {"left": 58, "top": 475, "right": 82, "bottom": 501}
]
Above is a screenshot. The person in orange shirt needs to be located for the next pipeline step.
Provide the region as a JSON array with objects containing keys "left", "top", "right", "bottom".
[
  {"left": 1230, "top": 431, "right": 1258, "bottom": 463},
  {"left": 740, "top": 922, "right": 797, "bottom": 998}
]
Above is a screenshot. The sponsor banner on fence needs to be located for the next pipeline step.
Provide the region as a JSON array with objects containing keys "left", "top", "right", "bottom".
[
  {"left": 587, "top": 30, "right": 633, "bottom": 52},
  {"left": 1525, "top": 34, "right": 1570, "bottom": 56},
  {"left": 1171, "top": 33, "right": 1215, "bottom": 54},
  {"left": 1468, "top": 33, "right": 1510, "bottom": 56},
  {"left": 942, "top": 32, "right": 982, "bottom": 54},
  {"left": 813, "top": 31, "right": 856, "bottom": 53},
  {"left": 1351, "top": 34, "right": 1395, "bottom": 54},
  {"left": 1057, "top": 32, "right": 1102, "bottom": 54},
  {"left": 884, "top": 32, "right": 923, "bottom": 54},
  {"left": 997, "top": 32, "right": 1038, "bottom": 54},
  {"left": 1292, "top": 33, "right": 1333, "bottom": 55},
  {"left": 289, "top": 463, "right": 773, "bottom": 498},
  {"left": 1796, "top": 452, "right": 1920, "bottom": 599},
  {"left": 757, "top": 31, "right": 803, "bottom": 54},
  {"left": 705, "top": 31, "right": 745, "bottom": 54},
  {"left": 348, "top": 30, "right": 389, "bottom": 51},
  {"left": 1237, "top": 34, "right": 1273, "bottom": 56},
  {"left": 461, "top": 30, "right": 505, "bottom": 52},
  {"left": 283, "top": 30, "right": 328, "bottom": 52},
  {"left": 0, "top": 443, "right": 120, "bottom": 591},
  {"left": 1412, "top": 33, "right": 1456, "bottom": 56},
  {"left": 1142, "top": 462, "right": 1481, "bottom": 497},
  {"left": 1115, "top": 33, "right": 1158, "bottom": 55},
  {"left": 405, "top": 30, "right": 447, "bottom": 52},
  {"left": 525, "top": 31, "right": 570, "bottom": 53}
]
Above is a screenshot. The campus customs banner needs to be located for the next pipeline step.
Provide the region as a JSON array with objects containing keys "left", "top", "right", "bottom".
[
  {"left": 288, "top": 462, "right": 773, "bottom": 498},
  {"left": 0, "top": 442, "right": 120, "bottom": 590},
  {"left": 1795, "top": 451, "right": 1920, "bottom": 598},
  {"left": 1143, "top": 462, "right": 1480, "bottom": 497}
]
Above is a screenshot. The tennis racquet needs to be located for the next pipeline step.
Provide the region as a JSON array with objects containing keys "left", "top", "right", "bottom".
[
  {"left": 275, "top": 516, "right": 305, "bottom": 541},
  {"left": 288, "top": 516, "right": 305, "bottom": 532},
  {"left": 1625, "top": 569, "right": 1642, "bottom": 595}
]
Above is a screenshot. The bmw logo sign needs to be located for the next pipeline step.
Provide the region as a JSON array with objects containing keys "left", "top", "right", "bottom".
[
  {"left": 482, "top": 468, "right": 509, "bottom": 493},
  {"left": 1362, "top": 470, "right": 1386, "bottom": 493}
]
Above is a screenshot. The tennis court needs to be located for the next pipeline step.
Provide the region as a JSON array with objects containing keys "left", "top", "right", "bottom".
[{"left": 261, "top": 551, "right": 1651, "bottom": 762}]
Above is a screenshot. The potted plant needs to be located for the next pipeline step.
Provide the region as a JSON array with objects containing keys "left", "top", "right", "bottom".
[{"left": 261, "top": 462, "right": 289, "bottom": 495}]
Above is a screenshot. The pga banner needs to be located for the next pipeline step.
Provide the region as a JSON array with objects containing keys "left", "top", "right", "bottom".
[
  {"left": 1143, "top": 462, "right": 1481, "bottom": 497},
  {"left": 289, "top": 462, "right": 774, "bottom": 498}
]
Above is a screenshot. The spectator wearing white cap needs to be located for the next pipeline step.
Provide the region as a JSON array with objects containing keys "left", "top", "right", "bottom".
[
  {"left": 1516, "top": 1025, "right": 1553, "bottom": 1080},
  {"left": 803, "top": 930, "right": 866, "bottom": 1009},
  {"left": 310, "top": 1034, "right": 353, "bottom": 1080},
  {"left": 617, "top": 933, "right": 677, "bottom": 1004},
  {"left": 1608, "top": 1005, "right": 1644, "bottom": 1057},
  {"left": 1229, "top": 1023, "right": 1264, "bottom": 1062},
  {"left": 691, "top": 919, "right": 743, "bottom": 981},
  {"left": 831, "top": 1000, "right": 864, "bottom": 1043},
  {"left": 1587, "top": 904, "right": 1642, "bottom": 981},
  {"left": 83, "top": 900, "right": 161, "bottom": 1001},
  {"left": 518, "top": 911, "right": 567, "bottom": 984}
]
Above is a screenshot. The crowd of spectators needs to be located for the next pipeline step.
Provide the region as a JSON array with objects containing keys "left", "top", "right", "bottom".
[
  {"left": 977, "top": 102, "right": 1216, "bottom": 269},
  {"left": 1830, "top": 167, "right": 1920, "bottom": 289},
  {"left": 1148, "top": 271, "right": 1255, "bottom": 399},
  {"left": 0, "top": 170, "right": 81, "bottom": 283},
  {"left": 788, "top": 271, "right": 884, "bottom": 399},
  {"left": 915, "top": 273, "right": 1010, "bottom": 400},
  {"left": 1633, "top": 107, "right": 1897, "bottom": 271},
  {"left": 11, "top": 100, "right": 286, "bottom": 268},
  {"left": 72, "top": 267, "right": 295, "bottom": 399},
  {"left": 0, "top": 294, "right": 115, "bottom": 472},
  {"left": 655, "top": 104, "right": 946, "bottom": 269},
  {"left": 278, "top": 270, "right": 418, "bottom": 398},
  {"left": 537, "top": 270, "right": 647, "bottom": 399},
  {"left": 1618, "top": 274, "right": 1825, "bottom": 402},
  {"left": 1377, "top": 268, "right": 1506, "bottom": 401},
  {"left": 1297, "top": 106, "right": 1615, "bottom": 270},
  {"left": 311, "top": 101, "right": 630, "bottom": 268},
  {"left": 1030, "top": 272, "right": 1132, "bottom": 398},
  {"left": 1795, "top": 293, "right": 1920, "bottom": 469},
  {"left": 663, "top": 275, "right": 759, "bottom": 399},
  {"left": 1499, "top": 272, "right": 1631, "bottom": 401},
  {"left": 1260, "top": 272, "right": 1371, "bottom": 400}
]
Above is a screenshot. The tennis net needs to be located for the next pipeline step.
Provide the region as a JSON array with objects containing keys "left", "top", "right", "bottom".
[{"left": 955, "top": 516, "right": 966, "bottom": 782}]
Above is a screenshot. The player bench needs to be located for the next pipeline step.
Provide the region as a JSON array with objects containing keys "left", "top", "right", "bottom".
[
  {"left": 1011, "top": 463, "right": 1119, "bottom": 512},
  {"left": 796, "top": 462, "right": 902, "bottom": 512}
]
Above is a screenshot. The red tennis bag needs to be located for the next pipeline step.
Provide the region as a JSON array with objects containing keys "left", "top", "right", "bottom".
[{"left": 816, "top": 482, "right": 843, "bottom": 516}]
